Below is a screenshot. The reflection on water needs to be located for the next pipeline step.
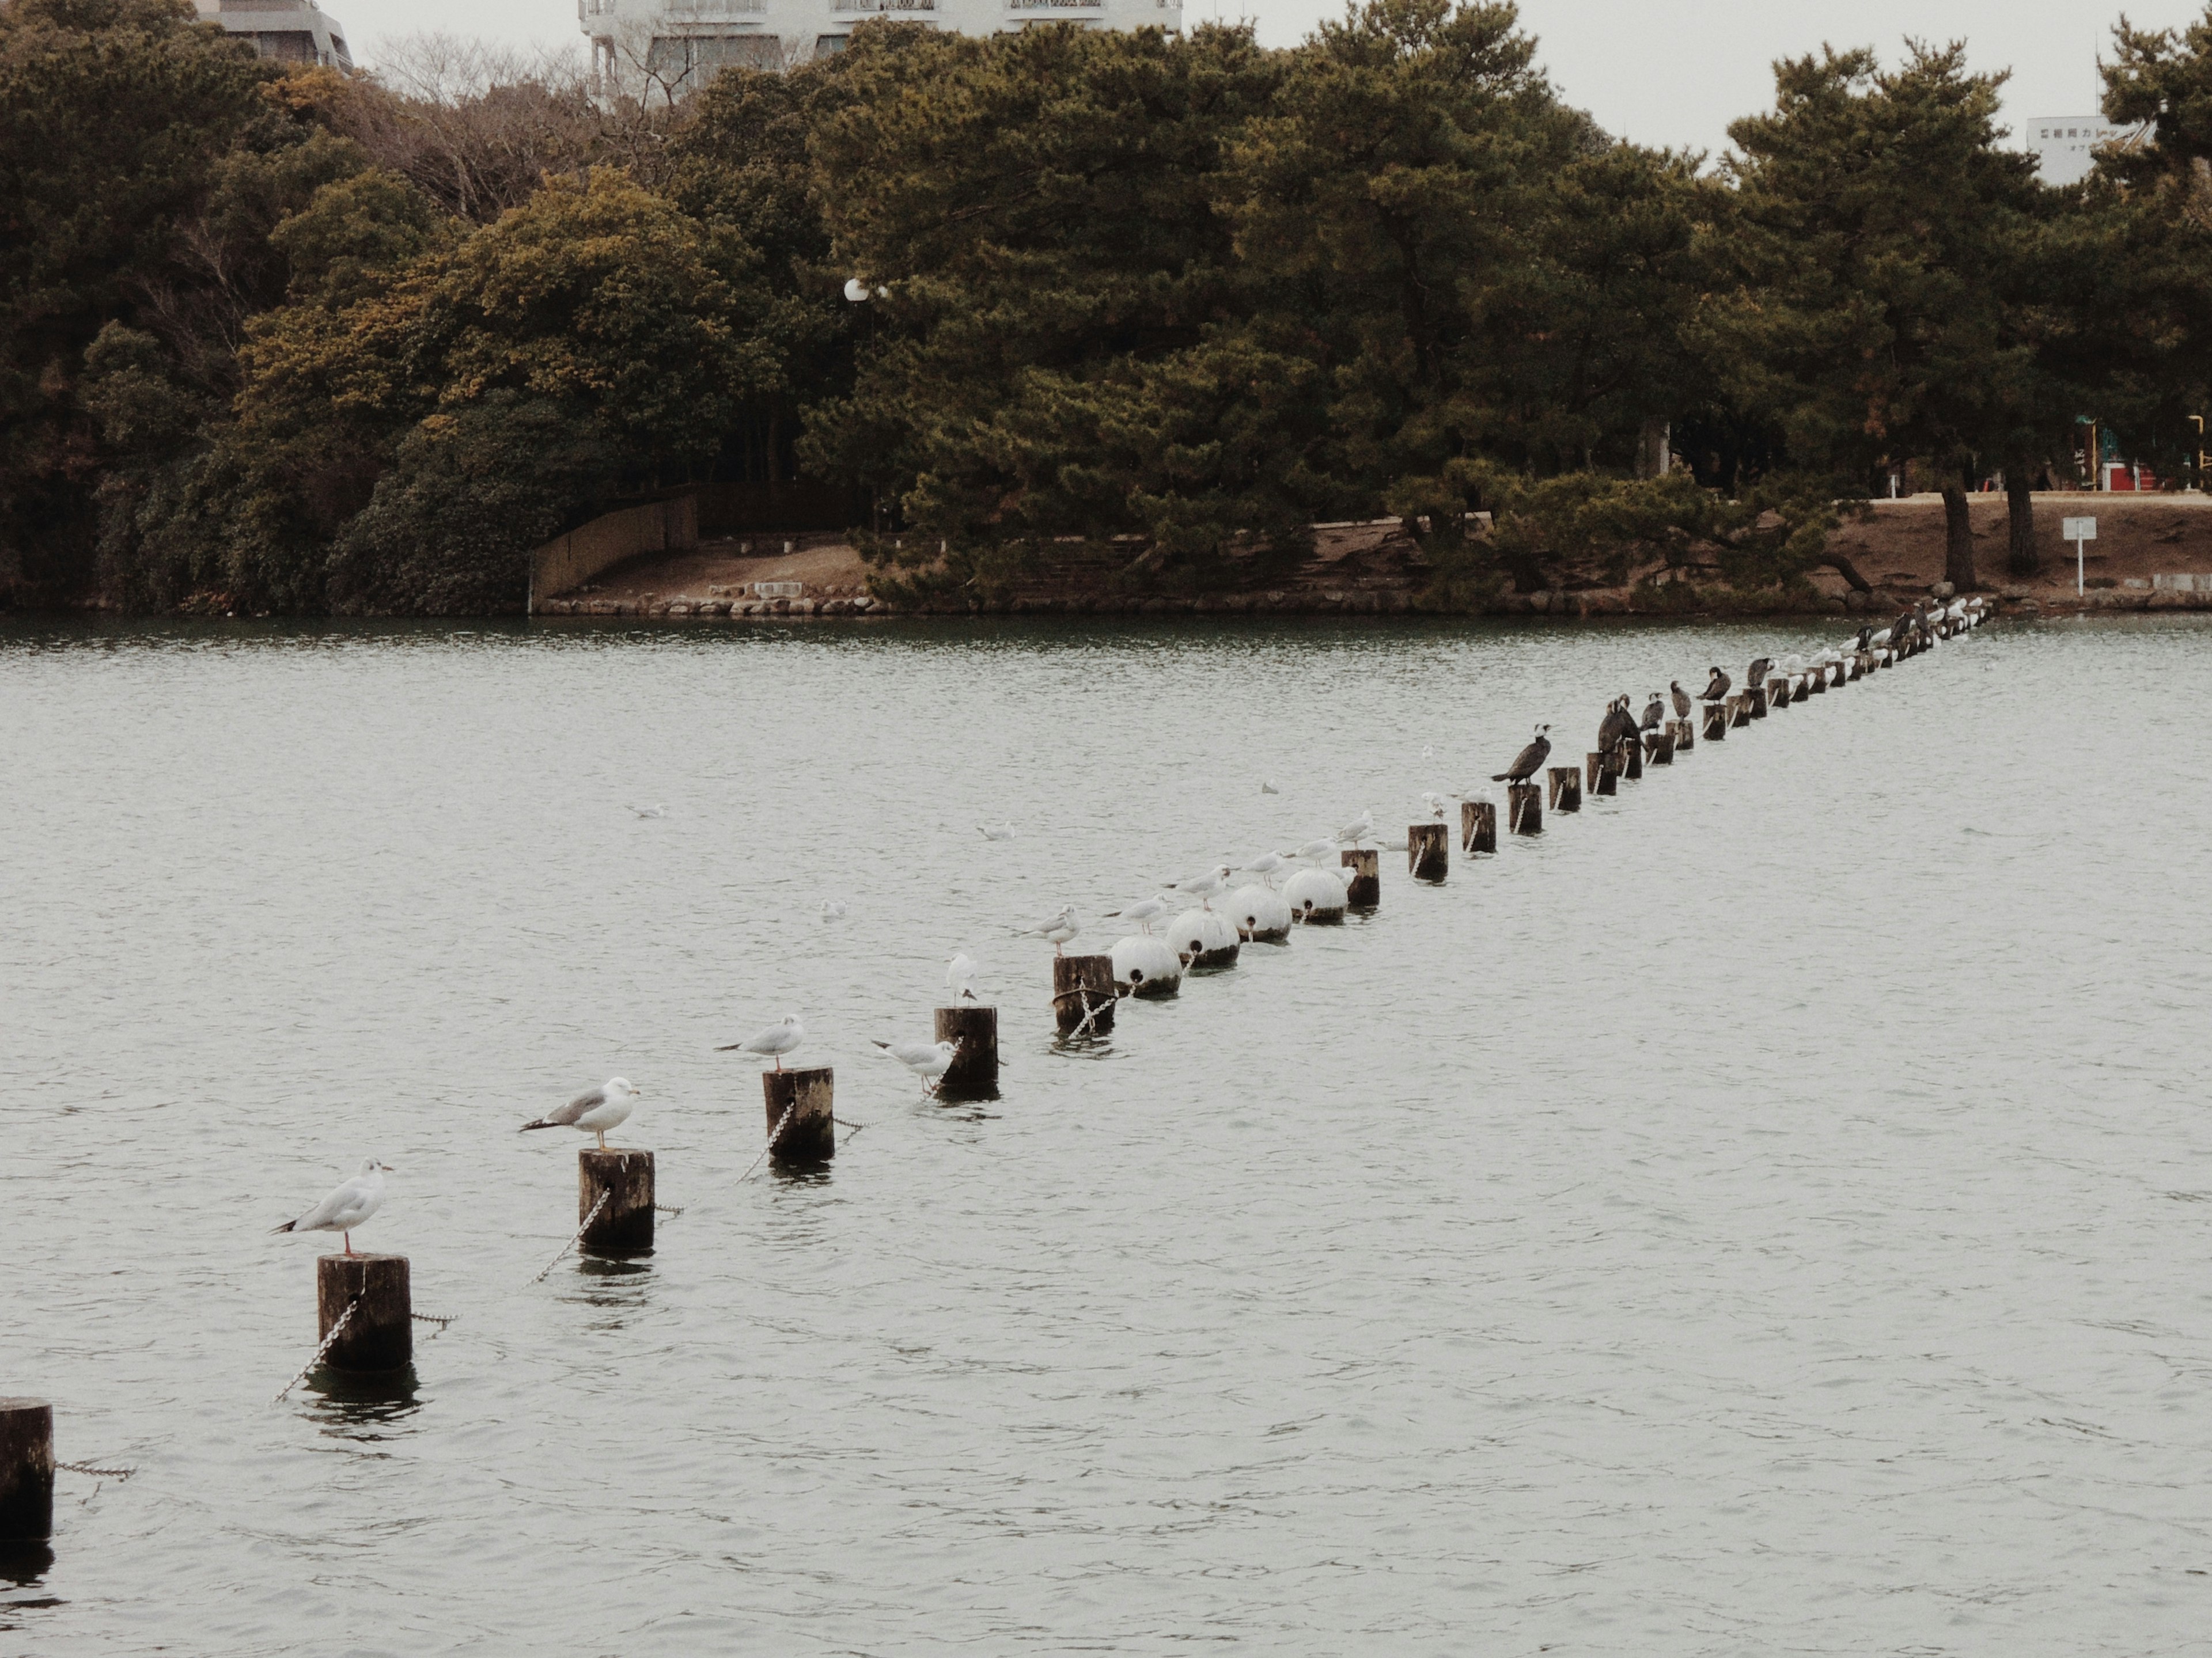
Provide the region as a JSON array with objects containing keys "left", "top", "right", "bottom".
[
  {"left": 0, "top": 1545, "right": 56, "bottom": 1591},
  {"left": 304, "top": 1365, "right": 422, "bottom": 1437},
  {"left": 7, "top": 614, "right": 2212, "bottom": 1655}
]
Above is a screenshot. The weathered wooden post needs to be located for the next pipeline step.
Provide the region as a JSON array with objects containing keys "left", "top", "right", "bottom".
[
  {"left": 1547, "top": 764, "right": 1582, "bottom": 813},
  {"left": 1848, "top": 654, "right": 1864, "bottom": 681},
  {"left": 1461, "top": 799, "right": 1497, "bottom": 854},
  {"left": 1408, "top": 822, "right": 1449, "bottom": 880},
  {"left": 1508, "top": 781, "right": 1543, "bottom": 833},
  {"left": 763, "top": 1065, "right": 837, "bottom": 1160},
  {"left": 579, "top": 1149, "right": 654, "bottom": 1253},
  {"left": 1703, "top": 703, "right": 1728, "bottom": 741},
  {"left": 1586, "top": 750, "right": 1619, "bottom": 796},
  {"left": 1339, "top": 847, "right": 1380, "bottom": 908},
  {"left": 1747, "top": 686, "right": 1768, "bottom": 719},
  {"left": 1674, "top": 716, "right": 1695, "bottom": 752},
  {"left": 0, "top": 1399, "right": 53, "bottom": 1545},
  {"left": 934, "top": 1006, "right": 999, "bottom": 1098},
  {"left": 316, "top": 1254, "right": 412, "bottom": 1372},
  {"left": 1805, "top": 669, "right": 1827, "bottom": 696},
  {"left": 1623, "top": 737, "right": 1644, "bottom": 779},
  {"left": 1767, "top": 676, "right": 1790, "bottom": 709},
  {"left": 1050, "top": 956, "right": 1116, "bottom": 1037},
  {"left": 1647, "top": 729, "right": 1675, "bottom": 764}
]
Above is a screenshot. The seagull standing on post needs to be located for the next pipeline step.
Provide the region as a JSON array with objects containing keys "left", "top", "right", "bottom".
[
  {"left": 519, "top": 1077, "right": 642, "bottom": 1151},
  {"left": 719, "top": 1012, "right": 805, "bottom": 1070},
  {"left": 271, "top": 1160, "right": 391, "bottom": 1257}
]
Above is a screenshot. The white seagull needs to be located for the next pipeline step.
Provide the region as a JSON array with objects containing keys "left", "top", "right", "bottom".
[
  {"left": 630, "top": 805, "right": 668, "bottom": 819},
  {"left": 873, "top": 1037, "right": 959, "bottom": 1093},
  {"left": 946, "top": 953, "right": 980, "bottom": 1002},
  {"left": 1260, "top": 779, "right": 1280, "bottom": 794},
  {"left": 977, "top": 822, "right": 1017, "bottom": 841},
  {"left": 1105, "top": 897, "right": 1172, "bottom": 934},
  {"left": 1419, "top": 791, "right": 1448, "bottom": 819},
  {"left": 1333, "top": 808, "right": 1375, "bottom": 847},
  {"left": 1282, "top": 837, "right": 1339, "bottom": 862},
  {"left": 1241, "top": 852, "right": 1290, "bottom": 885},
  {"left": 271, "top": 1160, "right": 391, "bottom": 1257},
  {"left": 719, "top": 1012, "right": 805, "bottom": 1069},
  {"left": 1012, "top": 906, "right": 1081, "bottom": 954},
  {"left": 519, "top": 1077, "right": 641, "bottom": 1151},
  {"left": 820, "top": 900, "right": 847, "bottom": 921},
  {"left": 1165, "top": 866, "right": 1233, "bottom": 908}
]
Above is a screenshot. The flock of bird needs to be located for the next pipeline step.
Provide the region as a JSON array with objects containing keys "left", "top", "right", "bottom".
[{"left": 268, "top": 593, "right": 1988, "bottom": 1253}]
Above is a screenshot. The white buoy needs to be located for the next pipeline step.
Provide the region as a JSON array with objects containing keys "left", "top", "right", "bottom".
[
  {"left": 1282, "top": 867, "right": 1346, "bottom": 925},
  {"left": 1167, "top": 907, "right": 1241, "bottom": 968},
  {"left": 1226, "top": 883, "right": 1291, "bottom": 942},
  {"left": 1110, "top": 934, "right": 1183, "bottom": 997}
]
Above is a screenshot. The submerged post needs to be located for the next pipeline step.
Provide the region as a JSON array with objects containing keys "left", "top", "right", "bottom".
[
  {"left": 1461, "top": 799, "right": 1497, "bottom": 854},
  {"left": 0, "top": 1399, "right": 53, "bottom": 1545},
  {"left": 1051, "top": 955, "right": 1116, "bottom": 1037},
  {"left": 1508, "top": 781, "right": 1543, "bottom": 834},
  {"left": 933, "top": 1005, "right": 999, "bottom": 1099},
  {"left": 1548, "top": 764, "right": 1582, "bottom": 813},
  {"left": 1407, "top": 822, "right": 1448, "bottom": 881},
  {"left": 579, "top": 1149, "right": 654, "bottom": 1253},
  {"left": 763, "top": 1066, "right": 836, "bottom": 1161},
  {"left": 316, "top": 1254, "right": 412, "bottom": 1372},
  {"left": 1340, "top": 847, "right": 1380, "bottom": 907}
]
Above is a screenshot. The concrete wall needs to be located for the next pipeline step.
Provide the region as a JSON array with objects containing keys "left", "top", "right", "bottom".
[{"left": 528, "top": 495, "right": 698, "bottom": 613}]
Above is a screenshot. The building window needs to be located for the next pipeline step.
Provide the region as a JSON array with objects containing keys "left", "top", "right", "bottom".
[{"left": 816, "top": 33, "right": 850, "bottom": 54}]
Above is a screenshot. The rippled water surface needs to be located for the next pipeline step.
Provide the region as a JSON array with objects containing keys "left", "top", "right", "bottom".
[{"left": 5, "top": 613, "right": 2212, "bottom": 1655}]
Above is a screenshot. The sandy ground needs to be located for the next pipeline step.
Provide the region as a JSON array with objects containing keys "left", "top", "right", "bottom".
[{"left": 545, "top": 494, "right": 2212, "bottom": 615}]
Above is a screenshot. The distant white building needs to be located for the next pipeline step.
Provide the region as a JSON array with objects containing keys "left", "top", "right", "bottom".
[
  {"left": 2022, "top": 113, "right": 2138, "bottom": 187},
  {"left": 193, "top": 1, "right": 353, "bottom": 70},
  {"left": 579, "top": 0, "right": 1183, "bottom": 92}
]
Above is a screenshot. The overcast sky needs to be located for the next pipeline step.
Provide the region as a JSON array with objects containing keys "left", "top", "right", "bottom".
[{"left": 331, "top": 0, "right": 2209, "bottom": 157}]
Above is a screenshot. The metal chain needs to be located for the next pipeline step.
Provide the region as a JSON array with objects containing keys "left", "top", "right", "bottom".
[
  {"left": 654, "top": 1204, "right": 685, "bottom": 1217},
  {"left": 527, "top": 1188, "right": 611, "bottom": 1286},
  {"left": 410, "top": 1311, "right": 459, "bottom": 1329},
  {"left": 272, "top": 1297, "right": 358, "bottom": 1403},
  {"left": 738, "top": 1102, "right": 797, "bottom": 1182},
  {"left": 56, "top": 1459, "right": 136, "bottom": 1479}
]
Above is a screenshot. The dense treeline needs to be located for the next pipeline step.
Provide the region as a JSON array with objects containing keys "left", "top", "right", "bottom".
[{"left": 6, "top": 0, "right": 2212, "bottom": 614}]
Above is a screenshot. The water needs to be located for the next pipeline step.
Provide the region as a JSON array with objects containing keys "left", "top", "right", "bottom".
[{"left": 4, "top": 614, "right": 2210, "bottom": 1655}]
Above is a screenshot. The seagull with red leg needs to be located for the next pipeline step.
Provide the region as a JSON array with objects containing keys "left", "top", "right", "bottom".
[{"left": 271, "top": 1159, "right": 391, "bottom": 1257}]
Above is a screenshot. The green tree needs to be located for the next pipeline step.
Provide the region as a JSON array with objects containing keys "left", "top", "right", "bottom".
[{"left": 1703, "top": 42, "right": 2046, "bottom": 591}]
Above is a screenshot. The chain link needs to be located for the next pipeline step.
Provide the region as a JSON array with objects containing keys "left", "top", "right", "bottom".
[
  {"left": 56, "top": 1459, "right": 135, "bottom": 1479},
  {"left": 272, "top": 1297, "right": 358, "bottom": 1403},
  {"left": 527, "top": 1187, "right": 612, "bottom": 1286},
  {"left": 738, "top": 1101, "right": 797, "bottom": 1182}
]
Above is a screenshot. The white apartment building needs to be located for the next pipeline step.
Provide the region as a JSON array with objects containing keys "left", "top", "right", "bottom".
[
  {"left": 192, "top": 1, "right": 353, "bottom": 70},
  {"left": 579, "top": 0, "right": 1183, "bottom": 90}
]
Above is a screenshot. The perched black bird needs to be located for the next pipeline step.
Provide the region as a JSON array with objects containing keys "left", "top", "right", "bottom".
[
  {"left": 1892, "top": 612, "right": 1918, "bottom": 649},
  {"left": 1853, "top": 625, "right": 1874, "bottom": 652},
  {"left": 1747, "top": 656, "right": 1773, "bottom": 690},
  {"left": 1493, "top": 724, "right": 1552, "bottom": 782},
  {"left": 1700, "top": 666, "right": 1730, "bottom": 702},
  {"left": 1670, "top": 681, "right": 1692, "bottom": 719},
  {"left": 1641, "top": 693, "right": 1665, "bottom": 731},
  {"left": 1597, "top": 696, "right": 1641, "bottom": 756}
]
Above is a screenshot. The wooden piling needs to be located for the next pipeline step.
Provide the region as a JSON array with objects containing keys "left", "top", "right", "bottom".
[
  {"left": 1547, "top": 764, "right": 1582, "bottom": 813},
  {"left": 1674, "top": 716, "right": 1694, "bottom": 752},
  {"left": 1648, "top": 730, "right": 1674, "bottom": 764},
  {"left": 933, "top": 1005, "right": 999, "bottom": 1099},
  {"left": 1461, "top": 799, "right": 1497, "bottom": 854},
  {"left": 1339, "top": 847, "right": 1380, "bottom": 907},
  {"left": 1508, "top": 780, "right": 1543, "bottom": 833},
  {"left": 1747, "top": 687, "right": 1768, "bottom": 719},
  {"left": 1408, "top": 822, "right": 1448, "bottom": 881},
  {"left": 1806, "top": 670, "right": 1827, "bottom": 695},
  {"left": 0, "top": 1399, "right": 53, "bottom": 1544},
  {"left": 1050, "top": 955, "right": 1116, "bottom": 1037},
  {"left": 1703, "top": 703, "right": 1727, "bottom": 741},
  {"left": 579, "top": 1149, "right": 654, "bottom": 1253},
  {"left": 1767, "top": 676, "right": 1790, "bottom": 709},
  {"left": 316, "top": 1254, "right": 412, "bottom": 1373},
  {"left": 763, "top": 1065, "right": 838, "bottom": 1161},
  {"left": 1623, "top": 738, "right": 1643, "bottom": 780}
]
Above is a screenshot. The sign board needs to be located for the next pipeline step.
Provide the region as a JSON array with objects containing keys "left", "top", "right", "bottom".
[{"left": 2062, "top": 516, "right": 2097, "bottom": 540}]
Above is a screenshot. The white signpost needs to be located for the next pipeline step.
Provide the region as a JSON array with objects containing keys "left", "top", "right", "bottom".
[{"left": 2063, "top": 515, "right": 2097, "bottom": 594}]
